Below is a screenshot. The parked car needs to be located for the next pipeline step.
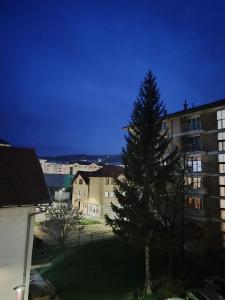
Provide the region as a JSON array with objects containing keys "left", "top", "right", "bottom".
[
  {"left": 186, "top": 288, "right": 225, "bottom": 300},
  {"left": 203, "top": 277, "right": 225, "bottom": 298}
]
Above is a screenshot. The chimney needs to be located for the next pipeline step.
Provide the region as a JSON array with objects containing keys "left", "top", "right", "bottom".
[{"left": 183, "top": 100, "right": 188, "bottom": 110}]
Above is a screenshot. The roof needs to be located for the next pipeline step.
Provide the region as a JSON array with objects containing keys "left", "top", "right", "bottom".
[
  {"left": 44, "top": 174, "right": 74, "bottom": 188},
  {"left": 0, "top": 147, "right": 51, "bottom": 207},
  {"left": 165, "top": 98, "right": 225, "bottom": 119},
  {"left": 73, "top": 165, "right": 124, "bottom": 184}
]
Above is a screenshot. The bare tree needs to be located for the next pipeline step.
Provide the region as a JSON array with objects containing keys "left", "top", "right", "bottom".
[{"left": 39, "top": 206, "right": 83, "bottom": 246}]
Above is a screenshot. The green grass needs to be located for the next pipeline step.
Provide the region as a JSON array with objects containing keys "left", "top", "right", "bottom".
[
  {"left": 80, "top": 218, "right": 102, "bottom": 225},
  {"left": 41, "top": 239, "right": 147, "bottom": 300}
]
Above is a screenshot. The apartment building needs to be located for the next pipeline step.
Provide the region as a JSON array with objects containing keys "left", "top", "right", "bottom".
[
  {"left": 39, "top": 159, "right": 101, "bottom": 175},
  {"left": 163, "top": 98, "right": 225, "bottom": 252},
  {"left": 72, "top": 165, "right": 123, "bottom": 218}
]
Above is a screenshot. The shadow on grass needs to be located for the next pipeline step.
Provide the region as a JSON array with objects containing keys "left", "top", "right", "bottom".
[{"left": 41, "top": 238, "right": 148, "bottom": 300}]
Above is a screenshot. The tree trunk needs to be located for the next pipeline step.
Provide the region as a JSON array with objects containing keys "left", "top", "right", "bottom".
[{"left": 145, "top": 244, "right": 152, "bottom": 295}]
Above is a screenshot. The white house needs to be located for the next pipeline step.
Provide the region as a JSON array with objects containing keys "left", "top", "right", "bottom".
[{"left": 0, "top": 146, "right": 51, "bottom": 300}]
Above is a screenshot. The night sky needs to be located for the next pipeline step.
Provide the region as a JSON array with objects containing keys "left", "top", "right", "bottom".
[{"left": 1, "top": 0, "right": 225, "bottom": 156}]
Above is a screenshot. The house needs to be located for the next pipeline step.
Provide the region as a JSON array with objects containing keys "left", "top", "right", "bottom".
[
  {"left": 72, "top": 165, "right": 123, "bottom": 218},
  {"left": 163, "top": 98, "right": 225, "bottom": 252},
  {"left": 0, "top": 146, "right": 51, "bottom": 300}
]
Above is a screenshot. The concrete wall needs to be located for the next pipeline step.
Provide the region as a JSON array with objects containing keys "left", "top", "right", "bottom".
[{"left": 0, "top": 206, "right": 35, "bottom": 300}]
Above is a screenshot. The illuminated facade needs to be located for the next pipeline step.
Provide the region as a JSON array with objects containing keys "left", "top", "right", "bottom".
[
  {"left": 72, "top": 165, "right": 123, "bottom": 218},
  {"left": 164, "top": 99, "right": 225, "bottom": 251}
]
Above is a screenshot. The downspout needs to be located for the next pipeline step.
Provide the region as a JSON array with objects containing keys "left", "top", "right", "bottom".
[{"left": 22, "top": 207, "right": 47, "bottom": 300}]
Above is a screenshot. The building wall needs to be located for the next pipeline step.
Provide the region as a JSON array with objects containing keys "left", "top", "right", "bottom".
[
  {"left": 0, "top": 206, "right": 35, "bottom": 300},
  {"left": 72, "top": 175, "right": 120, "bottom": 219},
  {"left": 72, "top": 174, "right": 89, "bottom": 214},
  {"left": 39, "top": 160, "right": 101, "bottom": 175},
  {"left": 166, "top": 105, "right": 225, "bottom": 251}
]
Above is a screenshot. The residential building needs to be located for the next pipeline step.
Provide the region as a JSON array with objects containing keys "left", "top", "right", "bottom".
[
  {"left": 72, "top": 165, "right": 123, "bottom": 218},
  {"left": 163, "top": 98, "right": 225, "bottom": 252},
  {"left": 39, "top": 159, "right": 101, "bottom": 175},
  {"left": 0, "top": 146, "right": 51, "bottom": 300}
]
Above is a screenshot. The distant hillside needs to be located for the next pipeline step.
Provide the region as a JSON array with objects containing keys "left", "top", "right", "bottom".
[{"left": 39, "top": 154, "right": 122, "bottom": 165}]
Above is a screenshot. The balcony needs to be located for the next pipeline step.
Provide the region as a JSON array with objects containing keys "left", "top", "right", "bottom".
[
  {"left": 182, "top": 123, "right": 202, "bottom": 132},
  {"left": 184, "top": 207, "right": 206, "bottom": 219},
  {"left": 182, "top": 143, "right": 206, "bottom": 153}
]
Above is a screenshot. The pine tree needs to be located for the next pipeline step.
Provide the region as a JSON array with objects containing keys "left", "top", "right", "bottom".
[{"left": 105, "top": 71, "right": 179, "bottom": 294}]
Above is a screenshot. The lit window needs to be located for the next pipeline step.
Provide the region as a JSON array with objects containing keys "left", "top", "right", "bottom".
[
  {"left": 221, "top": 210, "right": 225, "bottom": 220},
  {"left": 104, "top": 191, "right": 109, "bottom": 198},
  {"left": 219, "top": 155, "right": 225, "bottom": 173},
  {"left": 220, "top": 199, "right": 225, "bottom": 209},
  {"left": 185, "top": 196, "right": 202, "bottom": 209},
  {"left": 221, "top": 223, "right": 225, "bottom": 232},
  {"left": 217, "top": 110, "right": 225, "bottom": 129},
  {"left": 110, "top": 191, "right": 114, "bottom": 198},
  {"left": 219, "top": 176, "right": 225, "bottom": 185},
  {"left": 219, "top": 154, "right": 225, "bottom": 162},
  {"left": 185, "top": 177, "right": 202, "bottom": 188},
  {"left": 220, "top": 187, "right": 225, "bottom": 197},
  {"left": 220, "top": 164, "right": 225, "bottom": 173},
  {"left": 218, "top": 132, "right": 225, "bottom": 151},
  {"left": 187, "top": 157, "right": 202, "bottom": 172}
]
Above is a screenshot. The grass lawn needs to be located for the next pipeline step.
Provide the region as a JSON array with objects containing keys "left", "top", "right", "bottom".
[{"left": 41, "top": 238, "right": 149, "bottom": 300}]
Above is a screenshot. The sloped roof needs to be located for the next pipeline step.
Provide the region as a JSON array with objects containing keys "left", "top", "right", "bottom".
[
  {"left": 73, "top": 165, "right": 124, "bottom": 184},
  {"left": 0, "top": 147, "right": 51, "bottom": 206},
  {"left": 165, "top": 98, "right": 225, "bottom": 119},
  {"left": 44, "top": 174, "right": 74, "bottom": 188}
]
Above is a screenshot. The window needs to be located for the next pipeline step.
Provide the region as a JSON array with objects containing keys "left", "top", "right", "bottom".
[
  {"left": 185, "top": 196, "right": 202, "bottom": 209},
  {"left": 186, "top": 177, "right": 202, "bottom": 188},
  {"left": 110, "top": 191, "right": 114, "bottom": 198},
  {"left": 187, "top": 136, "right": 201, "bottom": 151},
  {"left": 218, "top": 132, "right": 225, "bottom": 151},
  {"left": 111, "top": 178, "right": 114, "bottom": 185},
  {"left": 221, "top": 223, "right": 225, "bottom": 232},
  {"left": 162, "top": 121, "right": 167, "bottom": 130},
  {"left": 79, "top": 179, "right": 83, "bottom": 185},
  {"left": 187, "top": 117, "right": 201, "bottom": 131},
  {"left": 220, "top": 187, "right": 225, "bottom": 197},
  {"left": 217, "top": 110, "right": 225, "bottom": 129},
  {"left": 219, "top": 154, "right": 225, "bottom": 173},
  {"left": 220, "top": 164, "right": 225, "bottom": 173},
  {"left": 104, "top": 191, "right": 109, "bottom": 198},
  {"left": 220, "top": 199, "right": 225, "bottom": 209},
  {"left": 78, "top": 190, "right": 81, "bottom": 196},
  {"left": 219, "top": 176, "right": 225, "bottom": 185},
  {"left": 221, "top": 210, "right": 225, "bottom": 220},
  {"left": 187, "top": 157, "right": 202, "bottom": 172},
  {"left": 84, "top": 190, "right": 87, "bottom": 196},
  {"left": 105, "top": 178, "right": 110, "bottom": 185}
]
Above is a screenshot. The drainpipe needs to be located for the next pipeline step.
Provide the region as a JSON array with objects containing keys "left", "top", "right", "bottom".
[{"left": 22, "top": 207, "right": 48, "bottom": 300}]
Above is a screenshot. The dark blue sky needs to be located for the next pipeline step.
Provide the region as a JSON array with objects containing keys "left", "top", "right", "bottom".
[{"left": 1, "top": 0, "right": 225, "bottom": 156}]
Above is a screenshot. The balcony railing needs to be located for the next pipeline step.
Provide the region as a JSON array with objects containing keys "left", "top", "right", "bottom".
[
  {"left": 182, "top": 143, "right": 206, "bottom": 153},
  {"left": 182, "top": 124, "right": 201, "bottom": 132}
]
